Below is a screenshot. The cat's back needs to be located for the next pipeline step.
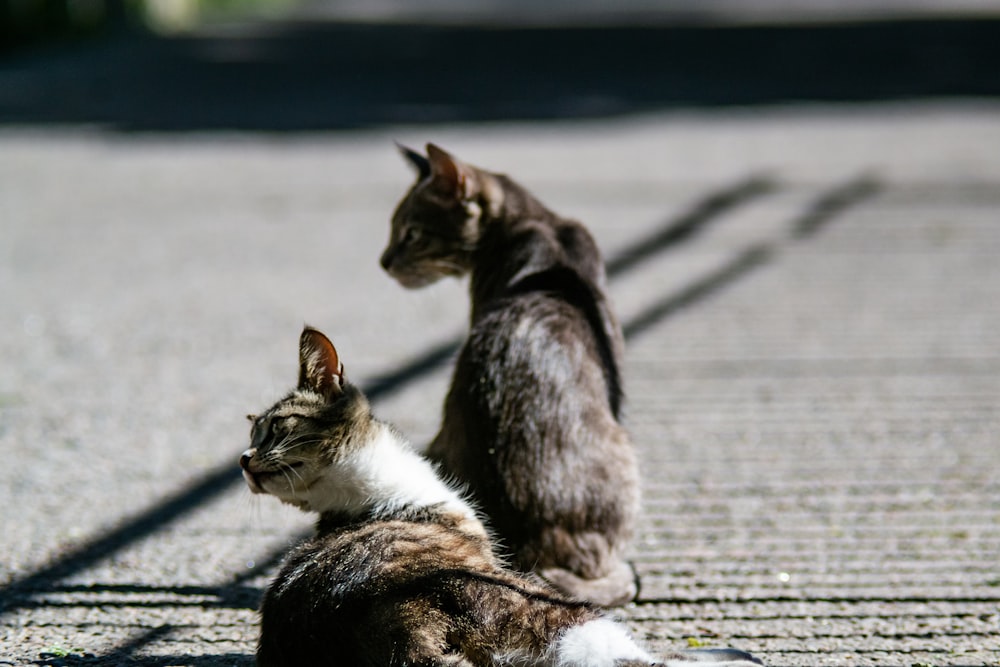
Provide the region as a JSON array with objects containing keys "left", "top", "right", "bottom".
[
  {"left": 433, "top": 226, "right": 637, "bottom": 585},
  {"left": 258, "top": 514, "right": 497, "bottom": 665},
  {"left": 461, "top": 267, "right": 622, "bottom": 427},
  {"left": 258, "top": 514, "right": 599, "bottom": 666},
  {"left": 439, "top": 284, "right": 631, "bottom": 501},
  {"left": 470, "top": 289, "right": 602, "bottom": 384},
  {"left": 266, "top": 514, "right": 496, "bottom": 604},
  {"left": 466, "top": 211, "right": 623, "bottom": 416}
]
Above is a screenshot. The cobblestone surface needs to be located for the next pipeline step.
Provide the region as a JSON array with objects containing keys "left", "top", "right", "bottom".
[{"left": 2, "top": 101, "right": 999, "bottom": 666}]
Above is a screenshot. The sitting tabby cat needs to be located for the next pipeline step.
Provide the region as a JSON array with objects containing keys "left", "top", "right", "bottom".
[
  {"left": 240, "top": 327, "right": 762, "bottom": 667},
  {"left": 381, "top": 143, "right": 638, "bottom": 606}
]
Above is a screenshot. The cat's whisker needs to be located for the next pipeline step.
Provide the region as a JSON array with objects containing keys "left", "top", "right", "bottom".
[
  {"left": 267, "top": 445, "right": 313, "bottom": 463},
  {"left": 273, "top": 434, "right": 326, "bottom": 454},
  {"left": 258, "top": 455, "right": 303, "bottom": 488},
  {"left": 281, "top": 461, "right": 307, "bottom": 485},
  {"left": 276, "top": 451, "right": 311, "bottom": 461},
  {"left": 276, "top": 465, "right": 298, "bottom": 492},
  {"left": 278, "top": 438, "right": 326, "bottom": 454},
  {"left": 269, "top": 448, "right": 320, "bottom": 467},
  {"left": 241, "top": 490, "right": 266, "bottom": 541}
]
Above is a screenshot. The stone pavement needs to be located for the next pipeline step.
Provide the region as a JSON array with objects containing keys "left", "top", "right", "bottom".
[{"left": 1, "top": 42, "right": 999, "bottom": 667}]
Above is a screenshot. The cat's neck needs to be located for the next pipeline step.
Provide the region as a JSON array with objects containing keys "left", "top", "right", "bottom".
[
  {"left": 312, "top": 421, "right": 477, "bottom": 526},
  {"left": 486, "top": 174, "right": 547, "bottom": 218},
  {"left": 469, "top": 209, "right": 604, "bottom": 323}
]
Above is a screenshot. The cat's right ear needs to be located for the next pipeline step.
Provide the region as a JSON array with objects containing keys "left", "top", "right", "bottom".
[
  {"left": 395, "top": 142, "right": 431, "bottom": 181},
  {"left": 298, "top": 327, "right": 345, "bottom": 398},
  {"left": 426, "top": 143, "right": 476, "bottom": 200}
]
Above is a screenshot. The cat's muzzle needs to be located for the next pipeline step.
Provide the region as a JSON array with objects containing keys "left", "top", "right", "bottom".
[{"left": 240, "top": 448, "right": 266, "bottom": 494}]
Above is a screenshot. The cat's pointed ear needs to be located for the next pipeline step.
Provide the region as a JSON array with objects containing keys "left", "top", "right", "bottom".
[
  {"left": 298, "top": 327, "right": 345, "bottom": 397},
  {"left": 395, "top": 141, "right": 431, "bottom": 181},
  {"left": 426, "top": 143, "right": 475, "bottom": 199}
]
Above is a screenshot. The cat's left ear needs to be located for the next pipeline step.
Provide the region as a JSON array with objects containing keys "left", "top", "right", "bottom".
[
  {"left": 426, "top": 143, "right": 476, "bottom": 200},
  {"left": 395, "top": 141, "right": 431, "bottom": 181},
  {"left": 298, "top": 327, "right": 345, "bottom": 397}
]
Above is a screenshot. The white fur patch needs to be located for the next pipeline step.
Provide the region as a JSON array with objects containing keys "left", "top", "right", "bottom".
[
  {"left": 307, "top": 424, "right": 473, "bottom": 520},
  {"left": 550, "top": 618, "right": 652, "bottom": 667}
]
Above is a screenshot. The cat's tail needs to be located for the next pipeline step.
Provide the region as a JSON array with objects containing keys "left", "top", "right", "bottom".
[
  {"left": 548, "top": 618, "right": 763, "bottom": 667},
  {"left": 548, "top": 618, "right": 653, "bottom": 666}
]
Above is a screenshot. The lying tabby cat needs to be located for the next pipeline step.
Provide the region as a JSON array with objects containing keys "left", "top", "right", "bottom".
[
  {"left": 381, "top": 143, "right": 638, "bottom": 606},
  {"left": 240, "top": 327, "right": 762, "bottom": 667}
]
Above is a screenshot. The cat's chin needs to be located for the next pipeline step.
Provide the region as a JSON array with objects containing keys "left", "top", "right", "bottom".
[
  {"left": 242, "top": 469, "right": 266, "bottom": 494},
  {"left": 243, "top": 469, "right": 304, "bottom": 503},
  {"left": 391, "top": 271, "right": 447, "bottom": 290},
  {"left": 245, "top": 470, "right": 311, "bottom": 510}
]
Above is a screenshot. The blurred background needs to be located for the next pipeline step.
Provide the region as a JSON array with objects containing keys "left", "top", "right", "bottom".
[
  {"left": 3, "top": 2, "right": 1000, "bottom": 665},
  {"left": 2, "top": 0, "right": 1000, "bottom": 131}
]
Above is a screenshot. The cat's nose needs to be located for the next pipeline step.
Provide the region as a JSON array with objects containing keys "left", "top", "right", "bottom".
[
  {"left": 379, "top": 249, "right": 394, "bottom": 271},
  {"left": 239, "top": 448, "right": 256, "bottom": 471}
]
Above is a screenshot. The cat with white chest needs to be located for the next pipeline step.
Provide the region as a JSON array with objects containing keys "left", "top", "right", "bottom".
[{"left": 240, "top": 327, "right": 762, "bottom": 667}]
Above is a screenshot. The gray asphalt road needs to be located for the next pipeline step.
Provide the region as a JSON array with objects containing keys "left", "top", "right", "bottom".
[{"left": 2, "top": 101, "right": 999, "bottom": 666}]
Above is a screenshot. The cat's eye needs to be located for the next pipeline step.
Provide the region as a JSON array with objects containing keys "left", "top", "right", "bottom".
[
  {"left": 401, "top": 227, "right": 422, "bottom": 244},
  {"left": 252, "top": 418, "right": 280, "bottom": 444}
]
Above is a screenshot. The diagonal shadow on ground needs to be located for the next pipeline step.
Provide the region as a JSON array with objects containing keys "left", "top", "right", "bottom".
[
  {"left": 625, "top": 172, "right": 884, "bottom": 338},
  {"left": 622, "top": 243, "right": 776, "bottom": 340},
  {"left": 35, "top": 652, "right": 253, "bottom": 667},
  {"left": 32, "top": 625, "right": 176, "bottom": 667},
  {"left": 15, "top": 583, "right": 262, "bottom": 610},
  {"left": 605, "top": 175, "right": 776, "bottom": 277},
  {"left": 792, "top": 172, "right": 883, "bottom": 239}
]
